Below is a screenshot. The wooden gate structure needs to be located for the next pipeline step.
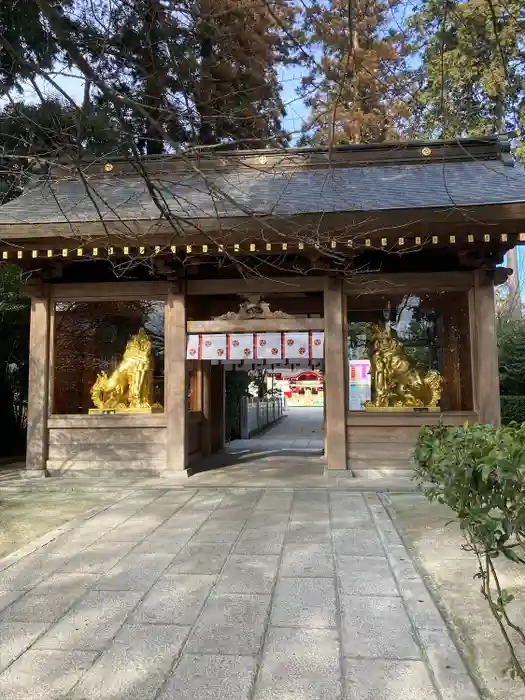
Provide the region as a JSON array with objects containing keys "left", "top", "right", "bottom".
[{"left": 1, "top": 136, "right": 524, "bottom": 476}]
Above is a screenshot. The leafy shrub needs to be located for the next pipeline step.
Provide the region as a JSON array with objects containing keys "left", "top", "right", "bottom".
[
  {"left": 501, "top": 395, "right": 525, "bottom": 425},
  {"left": 414, "top": 422, "right": 525, "bottom": 683}
]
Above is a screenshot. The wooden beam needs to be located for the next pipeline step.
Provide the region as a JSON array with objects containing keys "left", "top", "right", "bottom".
[
  {"left": 48, "top": 414, "right": 167, "bottom": 428},
  {"left": 50, "top": 281, "right": 172, "bottom": 301},
  {"left": 470, "top": 271, "right": 501, "bottom": 425},
  {"left": 165, "top": 285, "right": 188, "bottom": 470},
  {"left": 344, "top": 272, "right": 474, "bottom": 295},
  {"left": 187, "top": 317, "right": 324, "bottom": 333},
  {"left": 186, "top": 277, "right": 326, "bottom": 295},
  {"left": 26, "top": 292, "right": 51, "bottom": 474},
  {"left": 346, "top": 411, "right": 479, "bottom": 427},
  {"left": 324, "top": 278, "right": 349, "bottom": 470}
]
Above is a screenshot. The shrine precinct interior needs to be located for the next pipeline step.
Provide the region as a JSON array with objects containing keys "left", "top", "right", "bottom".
[{"left": 2, "top": 135, "right": 522, "bottom": 477}]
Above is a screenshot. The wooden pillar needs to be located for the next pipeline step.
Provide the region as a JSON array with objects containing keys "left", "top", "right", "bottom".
[
  {"left": 469, "top": 271, "right": 501, "bottom": 425},
  {"left": 26, "top": 289, "right": 51, "bottom": 475},
  {"left": 201, "top": 361, "right": 212, "bottom": 457},
  {"left": 166, "top": 284, "right": 187, "bottom": 470},
  {"left": 324, "top": 278, "right": 349, "bottom": 470}
]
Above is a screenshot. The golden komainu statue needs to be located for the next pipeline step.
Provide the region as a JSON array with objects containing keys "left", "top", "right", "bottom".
[
  {"left": 90, "top": 328, "right": 153, "bottom": 411},
  {"left": 367, "top": 323, "right": 443, "bottom": 409}
]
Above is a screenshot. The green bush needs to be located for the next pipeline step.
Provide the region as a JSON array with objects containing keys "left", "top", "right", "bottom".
[
  {"left": 414, "top": 422, "right": 525, "bottom": 683},
  {"left": 501, "top": 395, "right": 525, "bottom": 424}
]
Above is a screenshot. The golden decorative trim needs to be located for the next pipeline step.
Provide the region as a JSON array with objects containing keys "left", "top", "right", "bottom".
[{"left": 0, "top": 234, "right": 517, "bottom": 262}]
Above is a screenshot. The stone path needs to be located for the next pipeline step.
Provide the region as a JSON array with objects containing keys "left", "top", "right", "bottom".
[
  {"left": 226, "top": 405, "right": 325, "bottom": 455},
  {"left": 0, "top": 487, "right": 480, "bottom": 699}
]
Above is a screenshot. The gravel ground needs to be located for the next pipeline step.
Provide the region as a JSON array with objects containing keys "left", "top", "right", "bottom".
[
  {"left": 386, "top": 493, "right": 525, "bottom": 700},
  {"left": 0, "top": 490, "right": 115, "bottom": 558}
]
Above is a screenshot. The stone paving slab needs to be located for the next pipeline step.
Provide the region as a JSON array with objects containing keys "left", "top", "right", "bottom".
[
  {"left": 157, "top": 653, "right": 258, "bottom": 700},
  {"left": 67, "top": 624, "right": 190, "bottom": 700},
  {"left": 165, "top": 542, "right": 232, "bottom": 575},
  {"left": 215, "top": 554, "right": 280, "bottom": 594},
  {"left": 0, "top": 486, "right": 481, "bottom": 700},
  {"left": 33, "top": 590, "right": 143, "bottom": 652},
  {"left": 253, "top": 627, "right": 341, "bottom": 700},
  {"left": 343, "top": 659, "right": 438, "bottom": 700},
  {"left": 270, "top": 577, "right": 336, "bottom": 628},
  {"left": 185, "top": 593, "right": 271, "bottom": 655},
  {"left": 0, "top": 649, "right": 98, "bottom": 700},
  {"left": 0, "top": 621, "right": 50, "bottom": 672},
  {"left": 280, "top": 543, "right": 334, "bottom": 577},
  {"left": 130, "top": 574, "right": 215, "bottom": 625},
  {"left": 0, "top": 588, "right": 87, "bottom": 624},
  {"left": 337, "top": 555, "right": 399, "bottom": 596},
  {"left": 340, "top": 594, "right": 421, "bottom": 660}
]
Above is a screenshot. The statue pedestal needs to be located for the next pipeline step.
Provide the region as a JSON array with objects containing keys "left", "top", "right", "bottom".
[
  {"left": 88, "top": 407, "right": 163, "bottom": 415},
  {"left": 364, "top": 405, "right": 441, "bottom": 412}
]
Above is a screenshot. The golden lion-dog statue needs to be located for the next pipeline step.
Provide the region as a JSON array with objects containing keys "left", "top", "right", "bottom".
[
  {"left": 367, "top": 322, "right": 443, "bottom": 408},
  {"left": 90, "top": 327, "right": 153, "bottom": 411}
]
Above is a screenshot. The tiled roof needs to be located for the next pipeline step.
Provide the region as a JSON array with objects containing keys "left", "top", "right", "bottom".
[{"left": 1, "top": 148, "right": 524, "bottom": 226}]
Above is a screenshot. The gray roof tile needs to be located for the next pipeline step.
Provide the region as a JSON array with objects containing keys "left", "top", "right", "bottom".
[{"left": 0, "top": 160, "right": 524, "bottom": 225}]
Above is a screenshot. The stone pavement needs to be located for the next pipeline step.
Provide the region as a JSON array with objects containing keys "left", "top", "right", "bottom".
[
  {"left": 0, "top": 487, "right": 480, "bottom": 699},
  {"left": 225, "top": 405, "right": 325, "bottom": 456}
]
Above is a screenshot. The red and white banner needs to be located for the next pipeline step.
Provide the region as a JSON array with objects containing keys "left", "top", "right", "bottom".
[
  {"left": 283, "top": 332, "right": 310, "bottom": 360},
  {"left": 311, "top": 332, "right": 324, "bottom": 359},
  {"left": 186, "top": 331, "right": 324, "bottom": 361},
  {"left": 227, "top": 333, "right": 254, "bottom": 360},
  {"left": 254, "top": 333, "right": 282, "bottom": 360},
  {"left": 200, "top": 333, "right": 227, "bottom": 360}
]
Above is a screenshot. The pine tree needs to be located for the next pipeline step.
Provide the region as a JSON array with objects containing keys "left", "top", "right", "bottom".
[
  {"left": 409, "top": 0, "right": 525, "bottom": 146},
  {"left": 193, "top": 0, "right": 293, "bottom": 148},
  {"left": 68, "top": 0, "right": 294, "bottom": 152},
  {"left": 299, "top": 0, "right": 412, "bottom": 145},
  {"left": 0, "top": 0, "right": 69, "bottom": 91}
]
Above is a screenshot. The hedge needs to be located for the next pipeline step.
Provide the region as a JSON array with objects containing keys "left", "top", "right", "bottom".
[{"left": 501, "top": 395, "right": 525, "bottom": 424}]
